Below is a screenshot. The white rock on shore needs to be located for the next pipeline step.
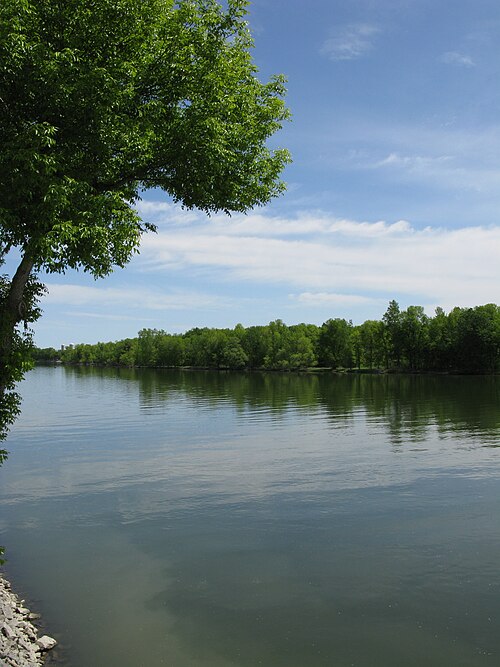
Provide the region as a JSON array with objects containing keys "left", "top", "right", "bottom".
[{"left": 0, "top": 574, "right": 57, "bottom": 667}]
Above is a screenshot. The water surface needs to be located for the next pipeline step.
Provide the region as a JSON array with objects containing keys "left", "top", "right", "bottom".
[{"left": 1, "top": 367, "right": 500, "bottom": 666}]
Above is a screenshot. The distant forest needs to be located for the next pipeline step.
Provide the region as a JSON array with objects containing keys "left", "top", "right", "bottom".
[{"left": 34, "top": 301, "right": 500, "bottom": 374}]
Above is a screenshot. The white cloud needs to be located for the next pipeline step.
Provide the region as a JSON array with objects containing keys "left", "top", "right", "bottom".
[
  {"left": 136, "top": 204, "right": 500, "bottom": 311},
  {"left": 321, "top": 24, "right": 380, "bottom": 61},
  {"left": 327, "top": 218, "right": 411, "bottom": 236},
  {"left": 292, "top": 292, "right": 385, "bottom": 307},
  {"left": 374, "top": 153, "right": 453, "bottom": 169},
  {"left": 135, "top": 200, "right": 200, "bottom": 225},
  {"left": 370, "top": 150, "right": 500, "bottom": 192},
  {"left": 440, "top": 51, "right": 475, "bottom": 67},
  {"left": 44, "top": 284, "right": 231, "bottom": 311},
  {"left": 136, "top": 201, "right": 411, "bottom": 239}
]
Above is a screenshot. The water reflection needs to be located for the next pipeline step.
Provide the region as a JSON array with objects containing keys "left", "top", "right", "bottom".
[
  {"left": 2, "top": 368, "right": 500, "bottom": 667},
  {"left": 64, "top": 365, "right": 500, "bottom": 443},
  {"left": 4, "top": 368, "right": 499, "bottom": 511}
]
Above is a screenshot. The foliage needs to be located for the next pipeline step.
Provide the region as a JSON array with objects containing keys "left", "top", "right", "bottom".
[
  {"left": 1, "top": 0, "right": 290, "bottom": 273},
  {"left": 358, "top": 320, "right": 384, "bottom": 370},
  {"left": 318, "top": 318, "right": 353, "bottom": 369},
  {"left": 31, "top": 346, "right": 59, "bottom": 361},
  {"left": 382, "top": 299, "right": 403, "bottom": 367},
  {"left": 399, "top": 305, "right": 429, "bottom": 371}
]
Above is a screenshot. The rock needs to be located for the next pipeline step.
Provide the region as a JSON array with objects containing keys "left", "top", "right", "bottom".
[
  {"left": 15, "top": 606, "right": 30, "bottom": 617},
  {"left": 1, "top": 622, "right": 15, "bottom": 639},
  {"left": 18, "top": 620, "right": 37, "bottom": 639},
  {"left": 36, "top": 635, "right": 57, "bottom": 651},
  {"left": 1, "top": 574, "right": 55, "bottom": 665},
  {"left": 2, "top": 603, "right": 14, "bottom": 620}
]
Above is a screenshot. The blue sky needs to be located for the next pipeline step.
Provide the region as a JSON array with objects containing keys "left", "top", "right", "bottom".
[{"left": 27, "top": 0, "right": 500, "bottom": 347}]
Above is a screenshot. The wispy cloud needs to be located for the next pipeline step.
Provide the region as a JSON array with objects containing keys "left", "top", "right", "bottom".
[
  {"left": 62, "top": 311, "right": 157, "bottom": 322},
  {"left": 440, "top": 51, "right": 475, "bottom": 67},
  {"left": 327, "top": 218, "right": 411, "bottom": 236},
  {"left": 137, "top": 201, "right": 411, "bottom": 239},
  {"left": 135, "top": 200, "right": 200, "bottom": 225},
  {"left": 136, "top": 204, "right": 500, "bottom": 312},
  {"left": 292, "top": 292, "right": 385, "bottom": 307},
  {"left": 371, "top": 151, "right": 500, "bottom": 192},
  {"left": 312, "top": 120, "right": 500, "bottom": 169},
  {"left": 44, "top": 285, "right": 232, "bottom": 311},
  {"left": 374, "top": 153, "right": 454, "bottom": 169},
  {"left": 287, "top": 118, "right": 500, "bottom": 218},
  {"left": 321, "top": 24, "right": 380, "bottom": 61}
]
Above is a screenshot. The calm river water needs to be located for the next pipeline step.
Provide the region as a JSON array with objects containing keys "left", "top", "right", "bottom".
[{"left": 1, "top": 366, "right": 500, "bottom": 666}]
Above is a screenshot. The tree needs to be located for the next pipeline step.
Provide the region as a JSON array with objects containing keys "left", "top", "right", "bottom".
[
  {"left": 426, "top": 307, "right": 452, "bottom": 370},
  {"left": 0, "top": 0, "right": 290, "bottom": 447},
  {"left": 351, "top": 327, "right": 362, "bottom": 370},
  {"left": 358, "top": 319, "right": 382, "bottom": 369},
  {"left": 318, "top": 318, "right": 353, "bottom": 369},
  {"left": 218, "top": 332, "right": 248, "bottom": 369},
  {"left": 382, "top": 300, "right": 403, "bottom": 368},
  {"left": 156, "top": 334, "right": 185, "bottom": 367},
  {"left": 263, "top": 319, "right": 292, "bottom": 370},
  {"left": 453, "top": 305, "right": 500, "bottom": 373},
  {"left": 399, "top": 305, "right": 429, "bottom": 371},
  {"left": 241, "top": 325, "right": 270, "bottom": 368}
]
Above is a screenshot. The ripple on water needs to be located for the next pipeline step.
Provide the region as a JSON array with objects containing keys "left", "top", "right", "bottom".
[{"left": 2, "top": 367, "right": 500, "bottom": 667}]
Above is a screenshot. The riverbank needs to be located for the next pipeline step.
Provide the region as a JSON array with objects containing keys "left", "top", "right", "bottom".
[{"left": 0, "top": 574, "right": 57, "bottom": 667}]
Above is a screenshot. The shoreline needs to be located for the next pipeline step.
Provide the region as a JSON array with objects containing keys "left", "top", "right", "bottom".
[
  {"left": 0, "top": 573, "right": 57, "bottom": 667},
  {"left": 35, "top": 361, "right": 500, "bottom": 376}
]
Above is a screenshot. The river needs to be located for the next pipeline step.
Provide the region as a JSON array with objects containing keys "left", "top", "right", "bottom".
[{"left": 1, "top": 366, "right": 499, "bottom": 666}]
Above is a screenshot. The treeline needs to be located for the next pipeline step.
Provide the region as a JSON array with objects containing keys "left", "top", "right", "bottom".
[{"left": 34, "top": 301, "right": 500, "bottom": 373}]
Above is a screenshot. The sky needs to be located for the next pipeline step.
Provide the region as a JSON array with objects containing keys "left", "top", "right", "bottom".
[{"left": 23, "top": 0, "right": 500, "bottom": 347}]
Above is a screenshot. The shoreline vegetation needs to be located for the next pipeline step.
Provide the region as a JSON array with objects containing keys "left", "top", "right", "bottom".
[{"left": 34, "top": 301, "right": 500, "bottom": 375}]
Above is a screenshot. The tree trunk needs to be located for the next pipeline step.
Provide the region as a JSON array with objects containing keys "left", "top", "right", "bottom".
[{"left": 0, "top": 253, "right": 34, "bottom": 398}]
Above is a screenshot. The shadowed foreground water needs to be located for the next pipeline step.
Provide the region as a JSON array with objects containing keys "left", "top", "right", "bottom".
[{"left": 1, "top": 366, "right": 500, "bottom": 666}]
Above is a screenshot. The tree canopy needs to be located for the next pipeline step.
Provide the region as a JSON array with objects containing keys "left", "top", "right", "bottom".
[
  {"left": 45, "top": 301, "right": 500, "bottom": 375},
  {"left": 0, "top": 0, "right": 290, "bottom": 449},
  {"left": 0, "top": 0, "right": 290, "bottom": 274}
]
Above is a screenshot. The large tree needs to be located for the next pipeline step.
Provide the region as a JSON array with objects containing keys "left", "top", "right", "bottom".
[{"left": 0, "top": 0, "right": 290, "bottom": 451}]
